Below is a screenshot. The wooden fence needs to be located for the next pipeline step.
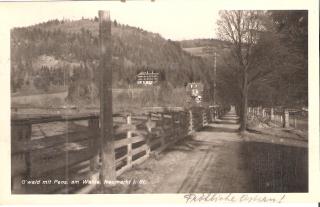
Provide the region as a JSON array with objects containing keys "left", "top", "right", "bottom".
[
  {"left": 11, "top": 106, "right": 226, "bottom": 194},
  {"left": 248, "top": 106, "right": 308, "bottom": 131}
]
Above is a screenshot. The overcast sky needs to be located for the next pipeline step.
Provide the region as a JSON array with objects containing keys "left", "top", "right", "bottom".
[{"left": 0, "top": 1, "right": 220, "bottom": 40}]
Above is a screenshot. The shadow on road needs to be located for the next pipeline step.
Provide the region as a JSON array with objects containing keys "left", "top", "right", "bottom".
[
  {"left": 164, "top": 135, "right": 212, "bottom": 153},
  {"left": 201, "top": 125, "right": 239, "bottom": 133},
  {"left": 219, "top": 114, "right": 239, "bottom": 119},
  {"left": 115, "top": 109, "right": 308, "bottom": 194},
  {"left": 241, "top": 140, "right": 308, "bottom": 192},
  {"left": 212, "top": 120, "right": 239, "bottom": 125},
  {"left": 246, "top": 128, "right": 307, "bottom": 142}
]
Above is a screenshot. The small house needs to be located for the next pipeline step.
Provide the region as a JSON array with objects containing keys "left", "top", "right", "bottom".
[
  {"left": 136, "top": 71, "right": 159, "bottom": 85},
  {"left": 186, "top": 82, "right": 204, "bottom": 102}
]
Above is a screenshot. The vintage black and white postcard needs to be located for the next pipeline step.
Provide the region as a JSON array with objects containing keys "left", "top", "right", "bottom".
[{"left": 0, "top": 0, "right": 319, "bottom": 204}]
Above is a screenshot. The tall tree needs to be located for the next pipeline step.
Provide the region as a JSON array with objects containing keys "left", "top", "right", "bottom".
[
  {"left": 217, "top": 11, "right": 266, "bottom": 131},
  {"left": 243, "top": 11, "right": 307, "bottom": 108},
  {"left": 217, "top": 10, "right": 291, "bottom": 131},
  {"left": 270, "top": 10, "right": 308, "bottom": 107}
]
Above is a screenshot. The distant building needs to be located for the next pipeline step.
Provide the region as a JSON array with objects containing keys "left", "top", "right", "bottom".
[
  {"left": 186, "top": 82, "right": 204, "bottom": 103},
  {"left": 136, "top": 71, "right": 159, "bottom": 85}
]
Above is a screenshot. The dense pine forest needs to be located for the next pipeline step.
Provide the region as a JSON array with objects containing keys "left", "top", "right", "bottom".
[{"left": 11, "top": 18, "right": 218, "bottom": 104}]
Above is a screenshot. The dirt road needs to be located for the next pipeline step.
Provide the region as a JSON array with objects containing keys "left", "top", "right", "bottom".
[{"left": 118, "top": 109, "right": 308, "bottom": 193}]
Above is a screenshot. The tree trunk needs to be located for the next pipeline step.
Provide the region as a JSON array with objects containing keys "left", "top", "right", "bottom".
[{"left": 239, "top": 72, "right": 248, "bottom": 131}]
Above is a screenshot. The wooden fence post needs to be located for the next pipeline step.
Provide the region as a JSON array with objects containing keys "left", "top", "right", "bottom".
[
  {"left": 189, "top": 110, "right": 193, "bottom": 132},
  {"left": 210, "top": 107, "right": 214, "bottom": 122},
  {"left": 182, "top": 111, "right": 188, "bottom": 135},
  {"left": 147, "top": 112, "right": 152, "bottom": 133},
  {"left": 159, "top": 112, "right": 166, "bottom": 147},
  {"left": 98, "top": 10, "right": 116, "bottom": 191},
  {"left": 126, "top": 114, "right": 133, "bottom": 167},
  {"left": 202, "top": 110, "right": 205, "bottom": 127},
  {"left": 215, "top": 108, "right": 218, "bottom": 120},
  {"left": 11, "top": 123, "right": 31, "bottom": 194},
  {"left": 283, "top": 108, "right": 290, "bottom": 128},
  {"left": 206, "top": 109, "right": 208, "bottom": 125},
  {"left": 205, "top": 109, "right": 208, "bottom": 125},
  {"left": 89, "top": 118, "right": 100, "bottom": 174},
  {"left": 177, "top": 111, "right": 182, "bottom": 136},
  {"left": 171, "top": 112, "right": 176, "bottom": 139},
  {"left": 270, "top": 108, "right": 274, "bottom": 121}
]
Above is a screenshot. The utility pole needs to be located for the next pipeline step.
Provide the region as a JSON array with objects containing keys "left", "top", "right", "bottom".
[{"left": 213, "top": 52, "right": 217, "bottom": 106}]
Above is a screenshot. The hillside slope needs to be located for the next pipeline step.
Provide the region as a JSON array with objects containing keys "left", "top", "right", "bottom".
[
  {"left": 11, "top": 19, "right": 214, "bottom": 102},
  {"left": 181, "top": 38, "right": 231, "bottom": 58}
]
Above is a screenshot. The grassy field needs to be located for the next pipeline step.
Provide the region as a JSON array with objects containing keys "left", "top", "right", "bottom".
[
  {"left": 11, "top": 86, "right": 191, "bottom": 116},
  {"left": 11, "top": 91, "right": 68, "bottom": 108}
]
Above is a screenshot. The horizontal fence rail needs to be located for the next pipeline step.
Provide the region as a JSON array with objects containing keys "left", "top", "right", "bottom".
[{"left": 11, "top": 105, "right": 228, "bottom": 194}]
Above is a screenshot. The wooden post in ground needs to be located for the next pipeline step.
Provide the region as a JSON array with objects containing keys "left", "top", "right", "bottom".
[
  {"left": 210, "top": 107, "right": 214, "bottom": 122},
  {"left": 248, "top": 107, "right": 251, "bottom": 120},
  {"left": 201, "top": 110, "right": 205, "bottom": 127},
  {"left": 183, "top": 111, "right": 188, "bottom": 135},
  {"left": 160, "top": 112, "right": 166, "bottom": 147},
  {"left": 204, "top": 109, "right": 208, "bottom": 125},
  {"left": 283, "top": 108, "right": 290, "bottom": 128},
  {"left": 177, "top": 111, "right": 182, "bottom": 136},
  {"left": 98, "top": 10, "right": 116, "bottom": 192},
  {"left": 205, "top": 109, "right": 208, "bottom": 125},
  {"left": 171, "top": 112, "right": 176, "bottom": 139},
  {"left": 251, "top": 107, "right": 254, "bottom": 120},
  {"left": 160, "top": 112, "right": 165, "bottom": 134},
  {"left": 270, "top": 108, "right": 274, "bottom": 121},
  {"left": 147, "top": 112, "right": 152, "bottom": 133},
  {"left": 126, "top": 114, "right": 133, "bottom": 167},
  {"left": 89, "top": 118, "right": 100, "bottom": 174},
  {"left": 189, "top": 110, "right": 193, "bottom": 133},
  {"left": 215, "top": 108, "right": 218, "bottom": 120}
]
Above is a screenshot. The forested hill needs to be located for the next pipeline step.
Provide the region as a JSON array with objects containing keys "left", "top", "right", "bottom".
[{"left": 11, "top": 18, "right": 212, "bottom": 98}]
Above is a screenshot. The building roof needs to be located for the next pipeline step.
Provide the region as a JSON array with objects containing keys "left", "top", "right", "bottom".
[
  {"left": 186, "top": 82, "right": 204, "bottom": 91},
  {"left": 137, "top": 71, "right": 159, "bottom": 76}
]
